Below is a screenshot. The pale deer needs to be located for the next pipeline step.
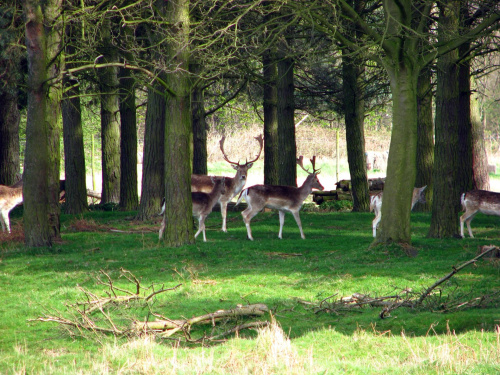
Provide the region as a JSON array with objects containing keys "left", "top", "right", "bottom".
[
  {"left": 191, "top": 134, "right": 263, "bottom": 233},
  {"left": 370, "top": 186, "right": 426, "bottom": 237},
  {"left": 236, "top": 156, "right": 324, "bottom": 240},
  {"left": 460, "top": 189, "right": 500, "bottom": 238},
  {"left": 159, "top": 177, "right": 226, "bottom": 242},
  {"left": 0, "top": 180, "right": 23, "bottom": 233}
]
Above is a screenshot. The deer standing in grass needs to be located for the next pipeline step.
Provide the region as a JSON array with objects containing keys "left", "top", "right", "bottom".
[
  {"left": 159, "top": 177, "right": 226, "bottom": 242},
  {"left": 236, "top": 156, "right": 324, "bottom": 240},
  {"left": 191, "top": 134, "right": 263, "bottom": 233},
  {"left": 460, "top": 190, "right": 500, "bottom": 238},
  {"left": 370, "top": 186, "right": 426, "bottom": 237},
  {"left": 0, "top": 180, "right": 23, "bottom": 233}
]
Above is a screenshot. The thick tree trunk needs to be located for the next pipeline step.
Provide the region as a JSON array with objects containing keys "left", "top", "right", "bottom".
[
  {"left": 99, "top": 19, "right": 121, "bottom": 204},
  {"left": 118, "top": 68, "right": 138, "bottom": 210},
  {"left": 263, "top": 48, "right": 279, "bottom": 185},
  {"left": 191, "top": 63, "right": 207, "bottom": 175},
  {"left": 0, "top": 91, "right": 20, "bottom": 186},
  {"left": 376, "top": 66, "right": 418, "bottom": 244},
  {"left": 136, "top": 83, "right": 165, "bottom": 220},
  {"left": 160, "top": 0, "right": 195, "bottom": 246},
  {"left": 342, "top": 52, "right": 369, "bottom": 212},
  {"left": 415, "top": 66, "right": 434, "bottom": 211},
  {"left": 429, "top": 1, "right": 461, "bottom": 238},
  {"left": 277, "top": 55, "right": 296, "bottom": 187},
  {"left": 23, "top": 0, "right": 62, "bottom": 246},
  {"left": 62, "top": 77, "right": 88, "bottom": 214}
]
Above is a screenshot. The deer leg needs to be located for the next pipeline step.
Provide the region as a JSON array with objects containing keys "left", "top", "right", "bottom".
[
  {"left": 460, "top": 210, "right": 477, "bottom": 238},
  {"left": 220, "top": 201, "right": 228, "bottom": 232},
  {"left": 194, "top": 216, "right": 206, "bottom": 242},
  {"left": 242, "top": 206, "right": 259, "bottom": 241},
  {"left": 291, "top": 211, "right": 305, "bottom": 239},
  {"left": 159, "top": 217, "right": 165, "bottom": 240},
  {"left": 372, "top": 211, "right": 381, "bottom": 237},
  {"left": 278, "top": 210, "right": 285, "bottom": 239}
]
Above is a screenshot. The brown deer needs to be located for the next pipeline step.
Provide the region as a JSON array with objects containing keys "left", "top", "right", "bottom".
[
  {"left": 159, "top": 177, "right": 226, "bottom": 242},
  {"left": 460, "top": 189, "right": 500, "bottom": 238},
  {"left": 236, "top": 156, "right": 324, "bottom": 240},
  {"left": 370, "top": 186, "right": 426, "bottom": 237},
  {"left": 0, "top": 180, "right": 23, "bottom": 233},
  {"left": 191, "top": 134, "right": 263, "bottom": 233}
]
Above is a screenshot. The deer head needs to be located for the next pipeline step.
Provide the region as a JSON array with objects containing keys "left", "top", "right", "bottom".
[{"left": 219, "top": 134, "right": 264, "bottom": 182}]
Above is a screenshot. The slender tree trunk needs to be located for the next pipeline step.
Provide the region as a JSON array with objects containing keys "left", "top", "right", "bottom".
[
  {"left": 263, "top": 48, "right": 279, "bottom": 185},
  {"left": 0, "top": 90, "right": 20, "bottom": 186},
  {"left": 160, "top": 0, "right": 195, "bottom": 246},
  {"left": 342, "top": 51, "right": 369, "bottom": 212},
  {"left": 429, "top": 1, "right": 461, "bottom": 238},
  {"left": 136, "top": 82, "right": 165, "bottom": 220},
  {"left": 277, "top": 55, "right": 296, "bottom": 186},
  {"left": 99, "top": 19, "right": 120, "bottom": 204},
  {"left": 62, "top": 77, "right": 88, "bottom": 214},
  {"left": 415, "top": 66, "right": 434, "bottom": 211},
  {"left": 23, "top": 0, "right": 62, "bottom": 246},
  {"left": 191, "top": 63, "right": 207, "bottom": 175},
  {"left": 118, "top": 68, "right": 138, "bottom": 210},
  {"left": 471, "top": 87, "right": 489, "bottom": 190},
  {"left": 376, "top": 66, "right": 418, "bottom": 244}
]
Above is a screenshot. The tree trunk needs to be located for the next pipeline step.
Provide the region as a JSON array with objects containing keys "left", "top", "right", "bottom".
[
  {"left": 23, "top": 0, "right": 62, "bottom": 246},
  {"left": 342, "top": 51, "right": 369, "bottom": 212},
  {"left": 191, "top": 63, "right": 207, "bottom": 175},
  {"left": 0, "top": 90, "right": 20, "bottom": 186},
  {"left": 136, "top": 82, "right": 165, "bottom": 220},
  {"left": 429, "top": 1, "right": 461, "bottom": 238},
  {"left": 277, "top": 55, "right": 296, "bottom": 186},
  {"left": 263, "top": 48, "right": 279, "bottom": 185},
  {"left": 118, "top": 67, "right": 138, "bottom": 210},
  {"left": 62, "top": 77, "right": 88, "bottom": 214},
  {"left": 376, "top": 66, "right": 418, "bottom": 244},
  {"left": 471, "top": 88, "right": 490, "bottom": 190},
  {"left": 415, "top": 66, "right": 434, "bottom": 211},
  {"left": 99, "top": 19, "right": 121, "bottom": 204},
  {"left": 160, "top": 0, "right": 195, "bottom": 246}
]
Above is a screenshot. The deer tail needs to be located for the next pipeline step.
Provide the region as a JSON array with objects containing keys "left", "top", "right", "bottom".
[{"left": 235, "top": 189, "right": 247, "bottom": 206}]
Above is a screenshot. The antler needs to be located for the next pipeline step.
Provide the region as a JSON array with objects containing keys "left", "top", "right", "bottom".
[
  {"left": 297, "top": 155, "right": 320, "bottom": 174},
  {"left": 219, "top": 136, "right": 239, "bottom": 166},
  {"left": 219, "top": 134, "right": 264, "bottom": 166}
]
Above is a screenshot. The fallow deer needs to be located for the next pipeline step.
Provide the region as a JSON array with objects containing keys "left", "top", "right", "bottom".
[
  {"left": 370, "top": 185, "right": 427, "bottom": 237},
  {"left": 159, "top": 177, "right": 226, "bottom": 242},
  {"left": 191, "top": 134, "right": 263, "bottom": 233},
  {"left": 236, "top": 156, "right": 324, "bottom": 240},
  {"left": 460, "top": 189, "right": 500, "bottom": 238},
  {"left": 0, "top": 180, "right": 23, "bottom": 233}
]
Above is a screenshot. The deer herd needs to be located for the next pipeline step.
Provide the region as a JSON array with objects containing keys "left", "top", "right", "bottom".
[{"left": 1, "top": 136, "right": 500, "bottom": 241}]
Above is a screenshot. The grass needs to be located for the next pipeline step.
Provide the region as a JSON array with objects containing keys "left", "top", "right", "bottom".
[{"left": 0, "top": 204, "right": 499, "bottom": 374}]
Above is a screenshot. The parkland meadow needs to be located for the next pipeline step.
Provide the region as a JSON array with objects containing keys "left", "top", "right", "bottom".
[{"left": 0, "top": 196, "right": 499, "bottom": 374}]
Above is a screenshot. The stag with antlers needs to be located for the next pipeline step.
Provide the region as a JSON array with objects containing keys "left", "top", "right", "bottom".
[
  {"left": 191, "top": 134, "right": 263, "bottom": 232},
  {"left": 236, "top": 156, "right": 324, "bottom": 240}
]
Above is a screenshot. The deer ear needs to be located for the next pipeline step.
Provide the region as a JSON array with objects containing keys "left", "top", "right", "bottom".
[
  {"left": 231, "top": 164, "right": 239, "bottom": 171},
  {"left": 246, "top": 162, "right": 254, "bottom": 169}
]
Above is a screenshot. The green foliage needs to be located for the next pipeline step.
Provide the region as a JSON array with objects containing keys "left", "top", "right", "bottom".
[
  {"left": 1, "top": 210, "right": 499, "bottom": 373},
  {"left": 318, "top": 199, "right": 353, "bottom": 212}
]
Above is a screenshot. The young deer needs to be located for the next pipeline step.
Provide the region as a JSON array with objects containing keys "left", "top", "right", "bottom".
[
  {"left": 159, "top": 177, "right": 226, "bottom": 242},
  {"left": 370, "top": 186, "right": 426, "bottom": 237},
  {"left": 191, "top": 134, "right": 263, "bottom": 233},
  {"left": 460, "top": 189, "right": 500, "bottom": 238},
  {"left": 0, "top": 180, "right": 23, "bottom": 233},
  {"left": 236, "top": 156, "right": 324, "bottom": 240}
]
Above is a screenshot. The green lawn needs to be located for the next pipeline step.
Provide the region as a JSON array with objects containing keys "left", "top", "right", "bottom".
[{"left": 0, "top": 207, "right": 499, "bottom": 374}]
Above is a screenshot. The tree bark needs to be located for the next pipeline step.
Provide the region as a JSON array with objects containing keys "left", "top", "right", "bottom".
[
  {"left": 0, "top": 91, "right": 20, "bottom": 186},
  {"left": 62, "top": 77, "right": 88, "bottom": 214},
  {"left": 118, "top": 67, "right": 138, "bottom": 210},
  {"left": 263, "top": 47, "right": 279, "bottom": 185},
  {"left": 98, "top": 18, "right": 121, "bottom": 204},
  {"left": 471, "top": 87, "right": 490, "bottom": 190},
  {"left": 160, "top": 0, "right": 195, "bottom": 246},
  {"left": 429, "top": 1, "right": 461, "bottom": 238},
  {"left": 23, "top": 0, "right": 62, "bottom": 246},
  {"left": 191, "top": 63, "right": 207, "bottom": 175},
  {"left": 342, "top": 43, "right": 369, "bottom": 212},
  {"left": 277, "top": 54, "right": 296, "bottom": 187},
  {"left": 136, "top": 82, "right": 165, "bottom": 220},
  {"left": 415, "top": 66, "right": 434, "bottom": 212}
]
